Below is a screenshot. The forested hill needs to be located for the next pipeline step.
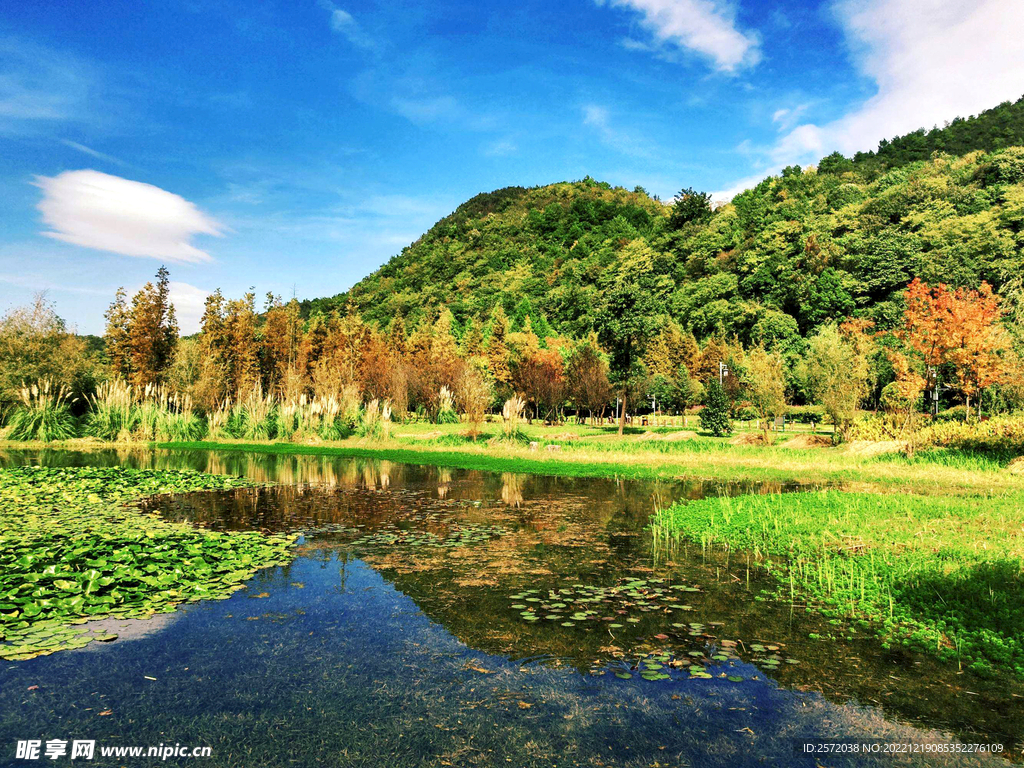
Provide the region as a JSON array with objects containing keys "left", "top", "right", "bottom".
[
  {"left": 849, "top": 95, "right": 1024, "bottom": 173},
  {"left": 305, "top": 101, "right": 1024, "bottom": 347}
]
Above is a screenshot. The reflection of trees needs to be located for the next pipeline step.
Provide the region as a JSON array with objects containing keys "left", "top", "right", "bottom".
[
  {"left": 501, "top": 473, "right": 523, "bottom": 507},
  {"left": 436, "top": 468, "right": 451, "bottom": 499}
]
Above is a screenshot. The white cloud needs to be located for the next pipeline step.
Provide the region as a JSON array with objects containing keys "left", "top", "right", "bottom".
[
  {"left": 391, "top": 95, "right": 460, "bottom": 124},
  {"left": 716, "top": 0, "right": 1024, "bottom": 200},
  {"left": 168, "top": 281, "right": 210, "bottom": 334},
  {"left": 34, "top": 170, "right": 224, "bottom": 264},
  {"left": 317, "top": 0, "right": 377, "bottom": 51},
  {"left": 597, "top": 0, "right": 760, "bottom": 72}
]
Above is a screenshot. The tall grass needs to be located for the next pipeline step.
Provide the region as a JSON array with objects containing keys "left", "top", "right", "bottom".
[
  {"left": 652, "top": 490, "right": 1024, "bottom": 678},
  {"left": 84, "top": 380, "right": 205, "bottom": 442},
  {"left": 86, "top": 379, "right": 135, "bottom": 440},
  {"left": 499, "top": 395, "right": 527, "bottom": 444},
  {"left": 230, "top": 383, "right": 277, "bottom": 441},
  {"left": 357, "top": 398, "right": 392, "bottom": 440},
  {"left": 5, "top": 380, "right": 78, "bottom": 441},
  {"left": 435, "top": 386, "right": 458, "bottom": 424}
]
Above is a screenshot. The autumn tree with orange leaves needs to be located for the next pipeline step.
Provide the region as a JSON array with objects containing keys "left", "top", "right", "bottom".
[{"left": 901, "top": 279, "right": 1012, "bottom": 415}]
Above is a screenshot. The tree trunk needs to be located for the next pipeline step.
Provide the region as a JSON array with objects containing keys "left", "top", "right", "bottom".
[{"left": 618, "top": 386, "right": 627, "bottom": 436}]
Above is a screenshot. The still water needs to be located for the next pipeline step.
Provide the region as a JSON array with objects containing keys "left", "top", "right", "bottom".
[{"left": 0, "top": 448, "right": 1019, "bottom": 767}]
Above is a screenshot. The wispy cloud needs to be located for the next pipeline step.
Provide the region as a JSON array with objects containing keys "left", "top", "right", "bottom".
[
  {"left": 59, "top": 140, "right": 129, "bottom": 168},
  {"left": 35, "top": 170, "right": 224, "bottom": 264},
  {"left": 317, "top": 0, "right": 379, "bottom": 51},
  {"left": 582, "top": 104, "right": 654, "bottom": 159},
  {"left": 596, "top": 0, "right": 760, "bottom": 73},
  {"left": 0, "top": 272, "right": 109, "bottom": 297},
  {"left": 0, "top": 37, "right": 99, "bottom": 134},
  {"left": 483, "top": 139, "right": 517, "bottom": 157},
  {"left": 715, "top": 0, "right": 1024, "bottom": 200}
]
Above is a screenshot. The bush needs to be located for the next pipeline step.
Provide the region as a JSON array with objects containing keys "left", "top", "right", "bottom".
[{"left": 699, "top": 381, "right": 733, "bottom": 437}]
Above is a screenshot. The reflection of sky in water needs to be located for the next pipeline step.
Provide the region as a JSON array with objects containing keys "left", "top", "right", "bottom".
[
  {"left": 0, "top": 447, "right": 1014, "bottom": 767},
  {"left": 0, "top": 555, "right": 1003, "bottom": 767}
]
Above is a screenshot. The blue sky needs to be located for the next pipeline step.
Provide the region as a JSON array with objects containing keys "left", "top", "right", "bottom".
[{"left": 2, "top": 0, "right": 1023, "bottom": 333}]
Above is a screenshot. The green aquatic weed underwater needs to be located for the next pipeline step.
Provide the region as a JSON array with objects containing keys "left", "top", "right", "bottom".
[{"left": 0, "top": 466, "right": 295, "bottom": 660}]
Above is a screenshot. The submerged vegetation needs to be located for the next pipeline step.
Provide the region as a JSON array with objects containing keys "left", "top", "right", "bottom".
[
  {"left": 652, "top": 490, "right": 1024, "bottom": 678},
  {"left": 0, "top": 466, "right": 294, "bottom": 660}
]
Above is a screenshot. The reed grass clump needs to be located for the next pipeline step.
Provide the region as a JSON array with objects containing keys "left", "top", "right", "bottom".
[
  {"left": 5, "top": 380, "right": 78, "bottom": 441},
  {"left": 84, "top": 380, "right": 206, "bottom": 442},
  {"left": 86, "top": 379, "right": 135, "bottom": 440},
  {"left": 499, "top": 395, "right": 527, "bottom": 444},
  {"left": 434, "top": 386, "right": 458, "bottom": 425},
  {"left": 357, "top": 398, "right": 392, "bottom": 441},
  {"left": 230, "top": 383, "right": 277, "bottom": 441}
]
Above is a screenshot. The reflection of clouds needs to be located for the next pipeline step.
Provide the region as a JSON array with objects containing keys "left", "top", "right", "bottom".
[{"left": 75, "top": 611, "right": 182, "bottom": 649}]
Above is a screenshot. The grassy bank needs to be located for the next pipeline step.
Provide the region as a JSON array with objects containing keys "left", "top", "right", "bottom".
[
  {"left": 652, "top": 490, "right": 1024, "bottom": 678},
  {"left": 0, "top": 466, "right": 294, "bottom": 660},
  {"left": 128, "top": 418, "right": 1024, "bottom": 496}
]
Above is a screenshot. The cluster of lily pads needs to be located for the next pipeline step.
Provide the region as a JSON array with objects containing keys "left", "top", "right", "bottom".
[
  {"left": 350, "top": 523, "right": 506, "bottom": 552},
  {"left": 0, "top": 466, "right": 295, "bottom": 661},
  {"left": 510, "top": 576, "right": 700, "bottom": 627},
  {"left": 509, "top": 576, "right": 800, "bottom": 683}
]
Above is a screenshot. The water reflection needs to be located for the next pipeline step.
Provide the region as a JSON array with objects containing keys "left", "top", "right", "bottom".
[{"left": 0, "top": 446, "right": 1018, "bottom": 766}]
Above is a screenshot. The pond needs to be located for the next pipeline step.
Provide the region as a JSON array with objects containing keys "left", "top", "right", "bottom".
[{"left": 0, "top": 447, "right": 1020, "bottom": 767}]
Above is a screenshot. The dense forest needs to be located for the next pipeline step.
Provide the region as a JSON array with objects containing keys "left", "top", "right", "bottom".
[{"left": 304, "top": 96, "right": 1024, "bottom": 349}]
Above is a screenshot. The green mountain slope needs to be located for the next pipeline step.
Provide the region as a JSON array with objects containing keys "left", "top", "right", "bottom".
[
  {"left": 306, "top": 104, "right": 1024, "bottom": 344},
  {"left": 851, "top": 95, "right": 1024, "bottom": 173}
]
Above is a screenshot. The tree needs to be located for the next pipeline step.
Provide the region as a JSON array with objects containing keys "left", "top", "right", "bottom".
[
  {"left": 485, "top": 304, "right": 512, "bottom": 391},
  {"left": 107, "top": 266, "right": 178, "bottom": 388},
  {"left": 901, "top": 279, "right": 1012, "bottom": 414},
  {"left": 818, "top": 151, "right": 853, "bottom": 174},
  {"left": 597, "top": 239, "right": 661, "bottom": 434},
  {"left": 513, "top": 345, "right": 565, "bottom": 423},
  {"left": 700, "top": 381, "right": 732, "bottom": 437},
  {"left": 565, "top": 336, "right": 611, "bottom": 423},
  {"left": 804, "top": 324, "right": 871, "bottom": 442},
  {"left": 104, "top": 288, "right": 131, "bottom": 378},
  {"left": 224, "top": 292, "right": 260, "bottom": 396},
  {"left": 193, "top": 289, "right": 229, "bottom": 410},
  {"left": 454, "top": 364, "right": 492, "bottom": 439},
  {"left": 670, "top": 187, "right": 713, "bottom": 229},
  {"left": 0, "top": 293, "right": 98, "bottom": 412},
  {"left": 880, "top": 349, "right": 927, "bottom": 452},
  {"left": 742, "top": 346, "right": 787, "bottom": 442},
  {"left": 945, "top": 283, "right": 1012, "bottom": 416},
  {"left": 672, "top": 364, "right": 703, "bottom": 426}
]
